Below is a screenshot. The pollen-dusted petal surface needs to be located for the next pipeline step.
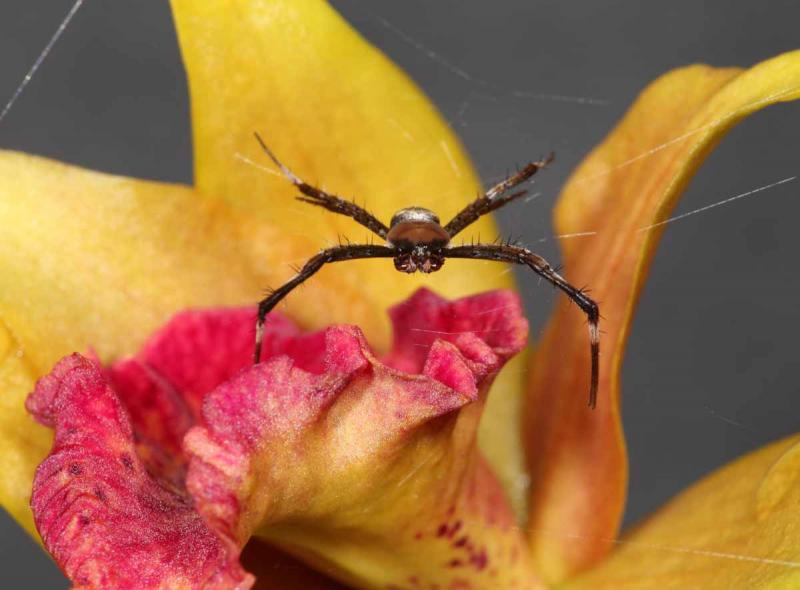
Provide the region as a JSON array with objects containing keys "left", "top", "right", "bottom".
[
  {"left": 524, "top": 50, "right": 800, "bottom": 582},
  {"left": 185, "top": 289, "right": 544, "bottom": 589},
  {"left": 168, "top": 0, "right": 526, "bottom": 506},
  {"left": 565, "top": 434, "right": 800, "bottom": 590},
  {"left": 27, "top": 354, "right": 254, "bottom": 590}
]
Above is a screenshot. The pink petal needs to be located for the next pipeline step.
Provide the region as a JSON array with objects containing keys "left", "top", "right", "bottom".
[
  {"left": 184, "top": 289, "right": 543, "bottom": 588},
  {"left": 28, "top": 288, "right": 538, "bottom": 589},
  {"left": 27, "top": 354, "right": 253, "bottom": 589}
]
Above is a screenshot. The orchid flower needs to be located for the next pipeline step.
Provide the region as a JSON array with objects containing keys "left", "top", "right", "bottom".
[{"left": 1, "top": 1, "right": 800, "bottom": 588}]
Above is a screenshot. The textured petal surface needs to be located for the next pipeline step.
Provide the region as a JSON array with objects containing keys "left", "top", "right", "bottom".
[
  {"left": 565, "top": 434, "right": 800, "bottom": 590},
  {"left": 26, "top": 289, "right": 534, "bottom": 588},
  {"left": 0, "top": 150, "right": 276, "bottom": 529},
  {"left": 184, "top": 289, "right": 543, "bottom": 589},
  {"left": 168, "top": 0, "right": 527, "bottom": 509},
  {"left": 29, "top": 306, "right": 354, "bottom": 588},
  {"left": 524, "top": 50, "right": 800, "bottom": 581},
  {"left": 0, "top": 148, "right": 462, "bottom": 532},
  {"left": 27, "top": 354, "right": 253, "bottom": 589},
  {"left": 0, "top": 323, "right": 49, "bottom": 536}
]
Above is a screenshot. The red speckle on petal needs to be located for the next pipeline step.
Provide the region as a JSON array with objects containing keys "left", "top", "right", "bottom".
[
  {"left": 453, "top": 536, "right": 469, "bottom": 548},
  {"left": 469, "top": 548, "right": 488, "bottom": 571}
]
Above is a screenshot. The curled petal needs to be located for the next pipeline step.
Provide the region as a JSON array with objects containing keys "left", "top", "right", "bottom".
[
  {"left": 0, "top": 151, "right": 273, "bottom": 529},
  {"left": 524, "top": 50, "right": 800, "bottom": 582},
  {"left": 185, "top": 289, "right": 544, "bottom": 588},
  {"left": 106, "top": 308, "right": 279, "bottom": 483},
  {"left": 0, "top": 150, "right": 384, "bottom": 529},
  {"left": 565, "top": 434, "right": 800, "bottom": 590},
  {"left": 27, "top": 354, "right": 253, "bottom": 589}
]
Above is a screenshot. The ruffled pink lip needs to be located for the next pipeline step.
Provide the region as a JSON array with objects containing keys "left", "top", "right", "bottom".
[
  {"left": 26, "top": 287, "right": 528, "bottom": 589},
  {"left": 384, "top": 287, "right": 528, "bottom": 377}
]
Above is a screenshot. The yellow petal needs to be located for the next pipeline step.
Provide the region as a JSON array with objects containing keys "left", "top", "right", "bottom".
[
  {"left": 0, "top": 323, "right": 46, "bottom": 536},
  {"left": 0, "top": 150, "right": 387, "bottom": 531},
  {"left": 565, "top": 434, "right": 800, "bottom": 590},
  {"left": 169, "top": 0, "right": 526, "bottom": 512},
  {"left": 0, "top": 150, "right": 275, "bottom": 370},
  {"left": 524, "top": 50, "right": 800, "bottom": 582}
]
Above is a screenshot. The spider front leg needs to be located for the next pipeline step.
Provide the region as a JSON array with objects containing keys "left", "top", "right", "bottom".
[
  {"left": 446, "top": 243, "right": 600, "bottom": 408},
  {"left": 443, "top": 153, "right": 554, "bottom": 238},
  {"left": 254, "top": 133, "right": 390, "bottom": 239},
  {"left": 254, "top": 244, "right": 395, "bottom": 363}
]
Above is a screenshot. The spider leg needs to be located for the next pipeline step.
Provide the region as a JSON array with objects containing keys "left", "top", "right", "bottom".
[
  {"left": 443, "top": 153, "right": 554, "bottom": 238},
  {"left": 254, "top": 132, "right": 390, "bottom": 239},
  {"left": 446, "top": 243, "right": 599, "bottom": 408},
  {"left": 254, "top": 244, "right": 396, "bottom": 363}
]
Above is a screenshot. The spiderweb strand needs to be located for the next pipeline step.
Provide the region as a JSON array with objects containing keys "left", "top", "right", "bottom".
[
  {"left": 0, "top": 0, "right": 85, "bottom": 126},
  {"left": 638, "top": 176, "right": 797, "bottom": 232}
]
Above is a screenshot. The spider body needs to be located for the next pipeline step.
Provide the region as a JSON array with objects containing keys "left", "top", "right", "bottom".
[
  {"left": 386, "top": 207, "right": 448, "bottom": 273},
  {"left": 252, "top": 133, "right": 600, "bottom": 408}
]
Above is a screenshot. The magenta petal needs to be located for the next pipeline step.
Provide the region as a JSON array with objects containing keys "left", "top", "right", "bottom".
[
  {"left": 120, "top": 308, "right": 281, "bottom": 416},
  {"left": 26, "top": 289, "right": 536, "bottom": 589},
  {"left": 182, "top": 289, "right": 541, "bottom": 588},
  {"left": 27, "top": 354, "right": 254, "bottom": 590},
  {"left": 385, "top": 287, "right": 527, "bottom": 375}
]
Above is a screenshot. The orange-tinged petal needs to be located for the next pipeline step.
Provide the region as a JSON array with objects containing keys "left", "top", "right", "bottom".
[
  {"left": 564, "top": 434, "right": 800, "bottom": 590},
  {"left": 169, "top": 0, "right": 526, "bottom": 513},
  {"left": 524, "top": 50, "right": 800, "bottom": 581}
]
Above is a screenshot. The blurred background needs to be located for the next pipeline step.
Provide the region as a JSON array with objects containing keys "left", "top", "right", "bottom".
[{"left": 1, "top": 1, "right": 798, "bottom": 586}]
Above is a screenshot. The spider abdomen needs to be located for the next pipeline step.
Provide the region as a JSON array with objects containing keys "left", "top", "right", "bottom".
[{"left": 386, "top": 207, "right": 450, "bottom": 246}]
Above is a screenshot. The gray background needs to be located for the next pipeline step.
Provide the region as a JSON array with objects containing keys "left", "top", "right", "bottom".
[{"left": 1, "top": 1, "right": 798, "bottom": 586}]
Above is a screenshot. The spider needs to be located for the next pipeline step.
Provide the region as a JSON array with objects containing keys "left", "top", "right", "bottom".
[{"left": 252, "top": 133, "right": 600, "bottom": 408}]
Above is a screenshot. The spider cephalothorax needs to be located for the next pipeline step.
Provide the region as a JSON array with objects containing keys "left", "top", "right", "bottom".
[{"left": 252, "top": 133, "right": 600, "bottom": 408}]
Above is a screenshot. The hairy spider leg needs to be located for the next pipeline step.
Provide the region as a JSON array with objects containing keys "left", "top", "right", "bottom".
[
  {"left": 446, "top": 243, "right": 599, "bottom": 408},
  {"left": 443, "top": 153, "right": 554, "bottom": 238},
  {"left": 254, "top": 133, "right": 390, "bottom": 239},
  {"left": 254, "top": 244, "right": 396, "bottom": 363}
]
